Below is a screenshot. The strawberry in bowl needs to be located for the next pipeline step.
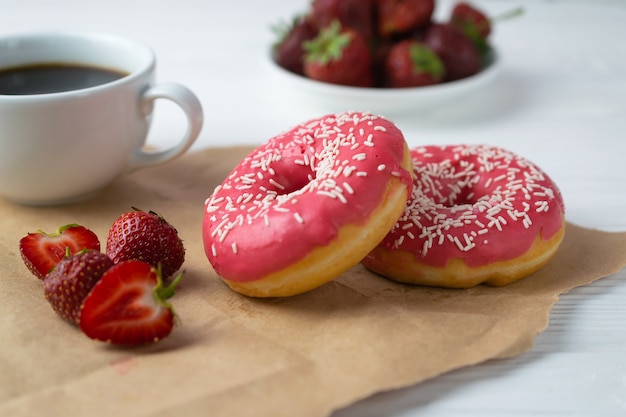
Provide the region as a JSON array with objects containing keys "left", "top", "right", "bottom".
[{"left": 268, "top": 1, "right": 520, "bottom": 114}]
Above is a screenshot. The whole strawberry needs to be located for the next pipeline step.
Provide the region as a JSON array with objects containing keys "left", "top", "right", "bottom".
[
  {"left": 384, "top": 40, "right": 445, "bottom": 88},
  {"left": 311, "top": 0, "right": 375, "bottom": 40},
  {"left": 80, "top": 260, "right": 182, "bottom": 346},
  {"left": 19, "top": 224, "right": 100, "bottom": 279},
  {"left": 450, "top": 2, "right": 491, "bottom": 53},
  {"left": 106, "top": 208, "right": 185, "bottom": 280},
  {"left": 451, "top": 2, "right": 491, "bottom": 40},
  {"left": 43, "top": 249, "right": 113, "bottom": 325},
  {"left": 423, "top": 23, "right": 482, "bottom": 81},
  {"left": 273, "top": 15, "right": 319, "bottom": 75},
  {"left": 303, "top": 20, "right": 373, "bottom": 87},
  {"left": 376, "top": 0, "right": 434, "bottom": 38}
]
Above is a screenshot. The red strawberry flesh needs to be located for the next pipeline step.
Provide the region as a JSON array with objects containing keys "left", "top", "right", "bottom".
[
  {"left": 79, "top": 260, "right": 181, "bottom": 346},
  {"left": 19, "top": 224, "right": 101, "bottom": 279}
]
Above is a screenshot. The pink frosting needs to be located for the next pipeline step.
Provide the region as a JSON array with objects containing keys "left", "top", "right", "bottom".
[
  {"left": 376, "top": 145, "right": 565, "bottom": 267},
  {"left": 202, "top": 112, "right": 412, "bottom": 282}
]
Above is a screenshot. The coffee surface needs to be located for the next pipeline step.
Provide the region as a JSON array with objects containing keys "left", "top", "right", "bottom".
[{"left": 0, "top": 63, "right": 127, "bottom": 95}]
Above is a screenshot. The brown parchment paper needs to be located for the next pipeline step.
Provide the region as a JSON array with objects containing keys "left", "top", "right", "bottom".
[{"left": 1, "top": 146, "right": 626, "bottom": 417}]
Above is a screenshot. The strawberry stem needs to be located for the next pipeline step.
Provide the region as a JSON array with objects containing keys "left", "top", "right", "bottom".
[
  {"left": 160, "top": 272, "right": 184, "bottom": 300},
  {"left": 490, "top": 7, "right": 524, "bottom": 24},
  {"left": 303, "top": 20, "right": 351, "bottom": 65},
  {"left": 57, "top": 223, "right": 81, "bottom": 233},
  {"left": 271, "top": 15, "right": 303, "bottom": 46},
  {"left": 154, "top": 263, "right": 184, "bottom": 302},
  {"left": 34, "top": 223, "right": 81, "bottom": 237}
]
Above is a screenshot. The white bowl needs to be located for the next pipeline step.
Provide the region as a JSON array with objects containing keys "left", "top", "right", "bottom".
[{"left": 265, "top": 48, "right": 501, "bottom": 116}]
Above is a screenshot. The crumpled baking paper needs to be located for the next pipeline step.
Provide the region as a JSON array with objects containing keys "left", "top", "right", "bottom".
[{"left": 1, "top": 146, "right": 625, "bottom": 417}]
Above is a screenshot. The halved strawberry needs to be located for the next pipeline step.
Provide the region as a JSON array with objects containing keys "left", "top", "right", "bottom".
[
  {"left": 79, "top": 260, "right": 182, "bottom": 346},
  {"left": 106, "top": 208, "right": 185, "bottom": 280},
  {"left": 43, "top": 249, "right": 113, "bottom": 325},
  {"left": 19, "top": 224, "right": 101, "bottom": 279}
]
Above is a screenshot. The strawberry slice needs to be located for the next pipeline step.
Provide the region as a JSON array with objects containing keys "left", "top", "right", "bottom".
[
  {"left": 79, "top": 260, "right": 182, "bottom": 346},
  {"left": 19, "top": 224, "right": 101, "bottom": 279}
]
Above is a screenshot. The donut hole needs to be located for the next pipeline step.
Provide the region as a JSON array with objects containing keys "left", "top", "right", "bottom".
[
  {"left": 268, "top": 151, "right": 316, "bottom": 196},
  {"left": 420, "top": 175, "right": 478, "bottom": 208}
]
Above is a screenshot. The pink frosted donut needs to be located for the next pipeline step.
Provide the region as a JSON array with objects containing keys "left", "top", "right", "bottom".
[
  {"left": 363, "top": 144, "right": 566, "bottom": 288},
  {"left": 203, "top": 111, "right": 413, "bottom": 297}
]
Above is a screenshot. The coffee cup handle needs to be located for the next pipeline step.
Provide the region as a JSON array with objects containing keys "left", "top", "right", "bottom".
[{"left": 128, "top": 82, "right": 203, "bottom": 170}]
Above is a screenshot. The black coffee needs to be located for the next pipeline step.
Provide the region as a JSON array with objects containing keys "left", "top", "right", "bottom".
[{"left": 0, "top": 63, "right": 128, "bottom": 95}]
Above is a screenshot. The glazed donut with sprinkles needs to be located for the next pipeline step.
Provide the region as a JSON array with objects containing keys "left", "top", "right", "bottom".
[
  {"left": 202, "top": 111, "right": 413, "bottom": 297},
  {"left": 363, "top": 144, "right": 566, "bottom": 288}
]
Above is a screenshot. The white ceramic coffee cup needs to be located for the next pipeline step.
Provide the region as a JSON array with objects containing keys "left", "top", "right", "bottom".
[{"left": 0, "top": 31, "right": 204, "bottom": 205}]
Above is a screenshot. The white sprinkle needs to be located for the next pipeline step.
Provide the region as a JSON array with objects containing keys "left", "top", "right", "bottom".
[
  {"left": 454, "top": 237, "right": 464, "bottom": 251},
  {"left": 294, "top": 212, "right": 304, "bottom": 224},
  {"left": 343, "top": 182, "right": 354, "bottom": 194},
  {"left": 535, "top": 201, "right": 549, "bottom": 212},
  {"left": 377, "top": 164, "right": 386, "bottom": 171},
  {"left": 211, "top": 244, "right": 217, "bottom": 257},
  {"left": 317, "top": 190, "right": 336, "bottom": 199},
  {"left": 231, "top": 242, "right": 238, "bottom": 254},
  {"left": 269, "top": 178, "right": 285, "bottom": 190}
]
